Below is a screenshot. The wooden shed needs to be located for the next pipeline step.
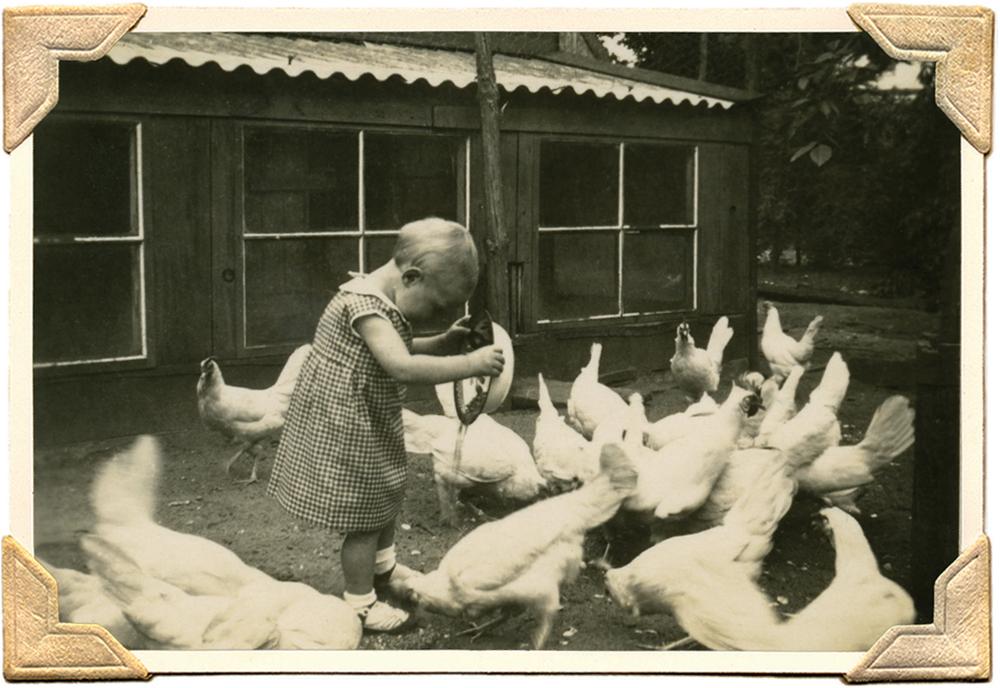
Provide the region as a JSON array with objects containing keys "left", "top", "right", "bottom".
[{"left": 33, "top": 32, "right": 758, "bottom": 443}]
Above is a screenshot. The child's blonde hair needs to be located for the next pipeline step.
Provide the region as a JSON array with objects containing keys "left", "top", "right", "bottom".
[{"left": 393, "top": 218, "right": 479, "bottom": 293}]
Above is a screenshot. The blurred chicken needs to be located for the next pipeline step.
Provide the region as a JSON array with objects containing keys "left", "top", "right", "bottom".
[
  {"left": 79, "top": 436, "right": 362, "bottom": 650},
  {"left": 760, "top": 301, "right": 823, "bottom": 380},
  {"left": 41, "top": 560, "right": 146, "bottom": 649},
  {"left": 607, "top": 501, "right": 914, "bottom": 651},
  {"left": 766, "top": 352, "right": 850, "bottom": 468},
  {"left": 533, "top": 373, "right": 597, "bottom": 491},
  {"left": 403, "top": 409, "right": 545, "bottom": 526},
  {"left": 670, "top": 317, "right": 733, "bottom": 401},
  {"left": 754, "top": 366, "right": 805, "bottom": 447},
  {"left": 399, "top": 440, "right": 637, "bottom": 649},
  {"left": 197, "top": 344, "right": 311, "bottom": 484},
  {"left": 773, "top": 507, "right": 916, "bottom": 650},
  {"left": 796, "top": 395, "right": 915, "bottom": 514},
  {"left": 623, "top": 386, "right": 762, "bottom": 520},
  {"left": 567, "top": 343, "right": 629, "bottom": 439},
  {"left": 606, "top": 452, "right": 797, "bottom": 648},
  {"left": 644, "top": 392, "right": 718, "bottom": 450}
]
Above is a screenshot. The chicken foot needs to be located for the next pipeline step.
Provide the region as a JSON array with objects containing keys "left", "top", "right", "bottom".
[
  {"left": 454, "top": 609, "right": 513, "bottom": 641},
  {"left": 226, "top": 443, "right": 260, "bottom": 485},
  {"left": 436, "top": 481, "right": 461, "bottom": 527}
]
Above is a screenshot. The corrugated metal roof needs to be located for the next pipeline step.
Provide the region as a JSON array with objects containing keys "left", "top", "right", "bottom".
[{"left": 106, "top": 33, "right": 734, "bottom": 110}]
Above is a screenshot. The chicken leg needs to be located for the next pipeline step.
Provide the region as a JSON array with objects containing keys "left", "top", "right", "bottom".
[
  {"left": 454, "top": 608, "right": 514, "bottom": 641},
  {"left": 529, "top": 588, "right": 561, "bottom": 650},
  {"left": 226, "top": 442, "right": 260, "bottom": 485}
]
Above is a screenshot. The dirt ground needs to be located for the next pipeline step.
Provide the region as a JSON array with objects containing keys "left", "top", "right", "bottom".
[{"left": 34, "top": 299, "right": 939, "bottom": 651}]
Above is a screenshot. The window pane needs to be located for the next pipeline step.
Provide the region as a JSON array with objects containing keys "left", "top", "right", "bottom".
[
  {"left": 365, "top": 133, "right": 463, "bottom": 230},
  {"left": 538, "top": 231, "right": 618, "bottom": 320},
  {"left": 34, "top": 244, "right": 141, "bottom": 362},
  {"left": 34, "top": 119, "right": 136, "bottom": 237},
  {"left": 244, "top": 238, "right": 357, "bottom": 347},
  {"left": 244, "top": 128, "right": 358, "bottom": 233},
  {"left": 540, "top": 141, "right": 618, "bottom": 227},
  {"left": 622, "top": 230, "right": 691, "bottom": 313},
  {"left": 363, "top": 235, "right": 397, "bottom": 273},
  {"left": 624, "top": 144, "right": 695, "bottom": 226}
]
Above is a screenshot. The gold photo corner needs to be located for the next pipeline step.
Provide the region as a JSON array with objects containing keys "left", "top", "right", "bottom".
[
  {"left": 848, "top": 3, "right": 994, "bottom": 154},
  {"left": 3, "top": 3, "right": 146, "bottom": 153},
  {"left": 845, "top": 534, "right": 991, "bottom": 682},
  {"left": 2, "top": 536, "right": 149, "bottom": 681}
]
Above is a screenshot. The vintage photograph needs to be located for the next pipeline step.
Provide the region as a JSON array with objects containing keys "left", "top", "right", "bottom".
[{"left": 29, "top": 26, "right": 962, "bottom": 660}]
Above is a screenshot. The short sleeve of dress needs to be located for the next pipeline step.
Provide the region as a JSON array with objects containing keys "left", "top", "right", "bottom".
[{"left": 342, "top": 293, "right": 393, "bottom": 338}]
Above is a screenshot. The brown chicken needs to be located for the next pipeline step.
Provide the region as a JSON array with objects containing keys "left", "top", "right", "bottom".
[
  {"left": 197, "top": 344, "right": 311, "bottom": 483},
  {"left": 398, "top": 440, "right": 637, "bottom": 649}
]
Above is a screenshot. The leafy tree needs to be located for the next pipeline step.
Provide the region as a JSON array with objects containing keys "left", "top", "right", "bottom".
[{"left": 600, "top": 32, "right": 959, "bottom": 306}]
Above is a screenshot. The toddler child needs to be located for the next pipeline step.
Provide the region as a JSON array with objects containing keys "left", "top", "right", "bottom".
[{"left": 268, "top": 217, "right": 504, "bottom": 632}]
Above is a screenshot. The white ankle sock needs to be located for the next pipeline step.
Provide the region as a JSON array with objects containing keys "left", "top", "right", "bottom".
[
  {"left": 374, "top": 545, "right": 396, "bottom": 575},
  {"left": 344, "top": 589, "right": 377, "bottom": 610}
]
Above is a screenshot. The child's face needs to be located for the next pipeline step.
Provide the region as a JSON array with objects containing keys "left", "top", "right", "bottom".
[{"left": 397, "top": 267, "right": 471, "bottom": 323}]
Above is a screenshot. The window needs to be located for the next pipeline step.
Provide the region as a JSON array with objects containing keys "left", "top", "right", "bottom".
[
  {"left": 537, "top": 139, "right": 696, "bottom": 323},
  {"left": 33, "top": 118, "right": 146, "bottom": 367},
  {"left": 242, "top": 127, "right": 468, "bottom": 349}
]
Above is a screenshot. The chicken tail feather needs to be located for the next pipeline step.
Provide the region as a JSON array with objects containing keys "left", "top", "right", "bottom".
[
  {"left": 273, "top": 344, "right": 312, "bottom": 390},
  {"left": 801, "top": 315, "right": 824, "bottom": 344},
  {"left": 706, "top": 316, "right": 734, "bottom": 367},
  {"left": 809, "top": 352, "right": 850, "bottom": 410},
  {"left": 857, "top": 396, "right": 915, "bottom": 465},
  {"left": 583, "top": 343, "right": 603, "bottom": 377},
  {"left": 537, "top": 373, "right": 557, "bottom": 417},
  {"left": 92, "top": 436, "right": 160, "bottom": 526}
]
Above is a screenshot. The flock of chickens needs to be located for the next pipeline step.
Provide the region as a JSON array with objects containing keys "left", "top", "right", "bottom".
[{"left": 45, "top": 301, "right": 917, "bottom": 653}]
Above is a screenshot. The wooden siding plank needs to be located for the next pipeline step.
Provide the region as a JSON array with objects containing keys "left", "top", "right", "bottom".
[
  {"left": 145, "top": 118, "right": 213, "bottom": 365},
  {"left": 720, "top": 144, "right": 751, "bottom": 312},
  {"left": 209, "top": 120, "right": 240, "bottom": 359},
  {"left": 696, "top": 143, "right": 724, "bottom": 313}
]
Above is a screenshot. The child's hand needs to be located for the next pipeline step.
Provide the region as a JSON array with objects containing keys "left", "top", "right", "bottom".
[
  {"left": 445, "top": 315, "right": 472, "bottom": 346},
  {"left": 467, "top": 345, "right": 505, "bottom": 377}
]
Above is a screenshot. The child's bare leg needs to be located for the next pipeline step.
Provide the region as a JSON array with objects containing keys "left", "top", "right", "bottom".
[
  {"left": 342, "top": 529, "right": 379, "bottom": 595},
  {"left": 374, "top": 519, "right": 417, "bottom": 598}
]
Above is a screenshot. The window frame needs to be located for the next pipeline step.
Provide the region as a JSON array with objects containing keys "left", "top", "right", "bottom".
[
  {"left": 32, "top": 115, "right": 150, "bottom": 370},
  {"left": 533, "top": 135, "right": 699, "bottom": 327},
  {"left": 236, "top": 121, "right": 471, "bottom": 355}
]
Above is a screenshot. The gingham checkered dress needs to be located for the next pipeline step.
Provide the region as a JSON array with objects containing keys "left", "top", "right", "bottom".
[{"left": 267, "top": 278, "right": 412, "bottom": 532}]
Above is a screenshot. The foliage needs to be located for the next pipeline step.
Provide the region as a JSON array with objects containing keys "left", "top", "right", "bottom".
[{"left": 600, "top": 32, "right": 959, "bottom": 307}]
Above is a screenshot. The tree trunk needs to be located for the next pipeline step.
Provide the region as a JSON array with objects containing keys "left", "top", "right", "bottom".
[{"left": 473, "top": 32, "right": 510, "bottom": 324}]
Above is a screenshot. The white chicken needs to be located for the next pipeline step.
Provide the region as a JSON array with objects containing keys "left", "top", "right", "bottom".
[
  {"left": 607, "top": 501, "right": 914, "bottom": 651},
  {"left": 766, "top": 352, "right": 850, "bottom": 468},
  {"left": 41, "top": 560, "right": 146, "bottom": 649},
  {"left": 645, "top": 392, "right": 720, "bottom": 450},
  {"left": 402, "top": 409, "right": 546, "bottom": 526},
  {"left": 197, "top": 344, "right": 311, "bottom": 484},
  {"left": 670, "top": 317, "right": 733, "bottom": 401},
  {"left": 532, "top": 373, "right": 597, "bottom": 491},
  {"left": 566, "top": 343, "right": 629, "bottom": 439},
  {"left": 606, "top": 452, "right": 797, "bottom": 648},
  {"left": 760, "top": 301, "right": 824, "bottom": 380},
  {"left": 796, "top": 395, "right": 915, "bottom": 514},
  {"left": 754, "top": 365, "right": 805, "bottom": 447},
  {"left": 623, "top": 386, "right": 762, "bottom": 520},
  {"left": 399, "top": 440, "right": 637, "bottom": 649},
  {"left": 79, "top": 436, "right": 362, "bottom": 650}
]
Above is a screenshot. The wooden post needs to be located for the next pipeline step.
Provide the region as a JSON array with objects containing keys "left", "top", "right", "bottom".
[
  {"left": 909, "top": 220, "right": 961, "bottom": 622},
  {"left": 473, "top": 32, "right": 510, "bottom": 325}
]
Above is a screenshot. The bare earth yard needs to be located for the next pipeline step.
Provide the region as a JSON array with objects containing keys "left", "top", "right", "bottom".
[{"left": 34, "top": 299, "right": 939, "bottom": 651}]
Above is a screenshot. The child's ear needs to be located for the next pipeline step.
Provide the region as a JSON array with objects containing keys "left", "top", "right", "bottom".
[{"left": 401, "top": 267, "right": 423, "bottom": 286}]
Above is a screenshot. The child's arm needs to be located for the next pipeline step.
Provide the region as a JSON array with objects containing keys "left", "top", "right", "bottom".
[{"left": 357, "top": 315, "right": 503, "bottom": 385}]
